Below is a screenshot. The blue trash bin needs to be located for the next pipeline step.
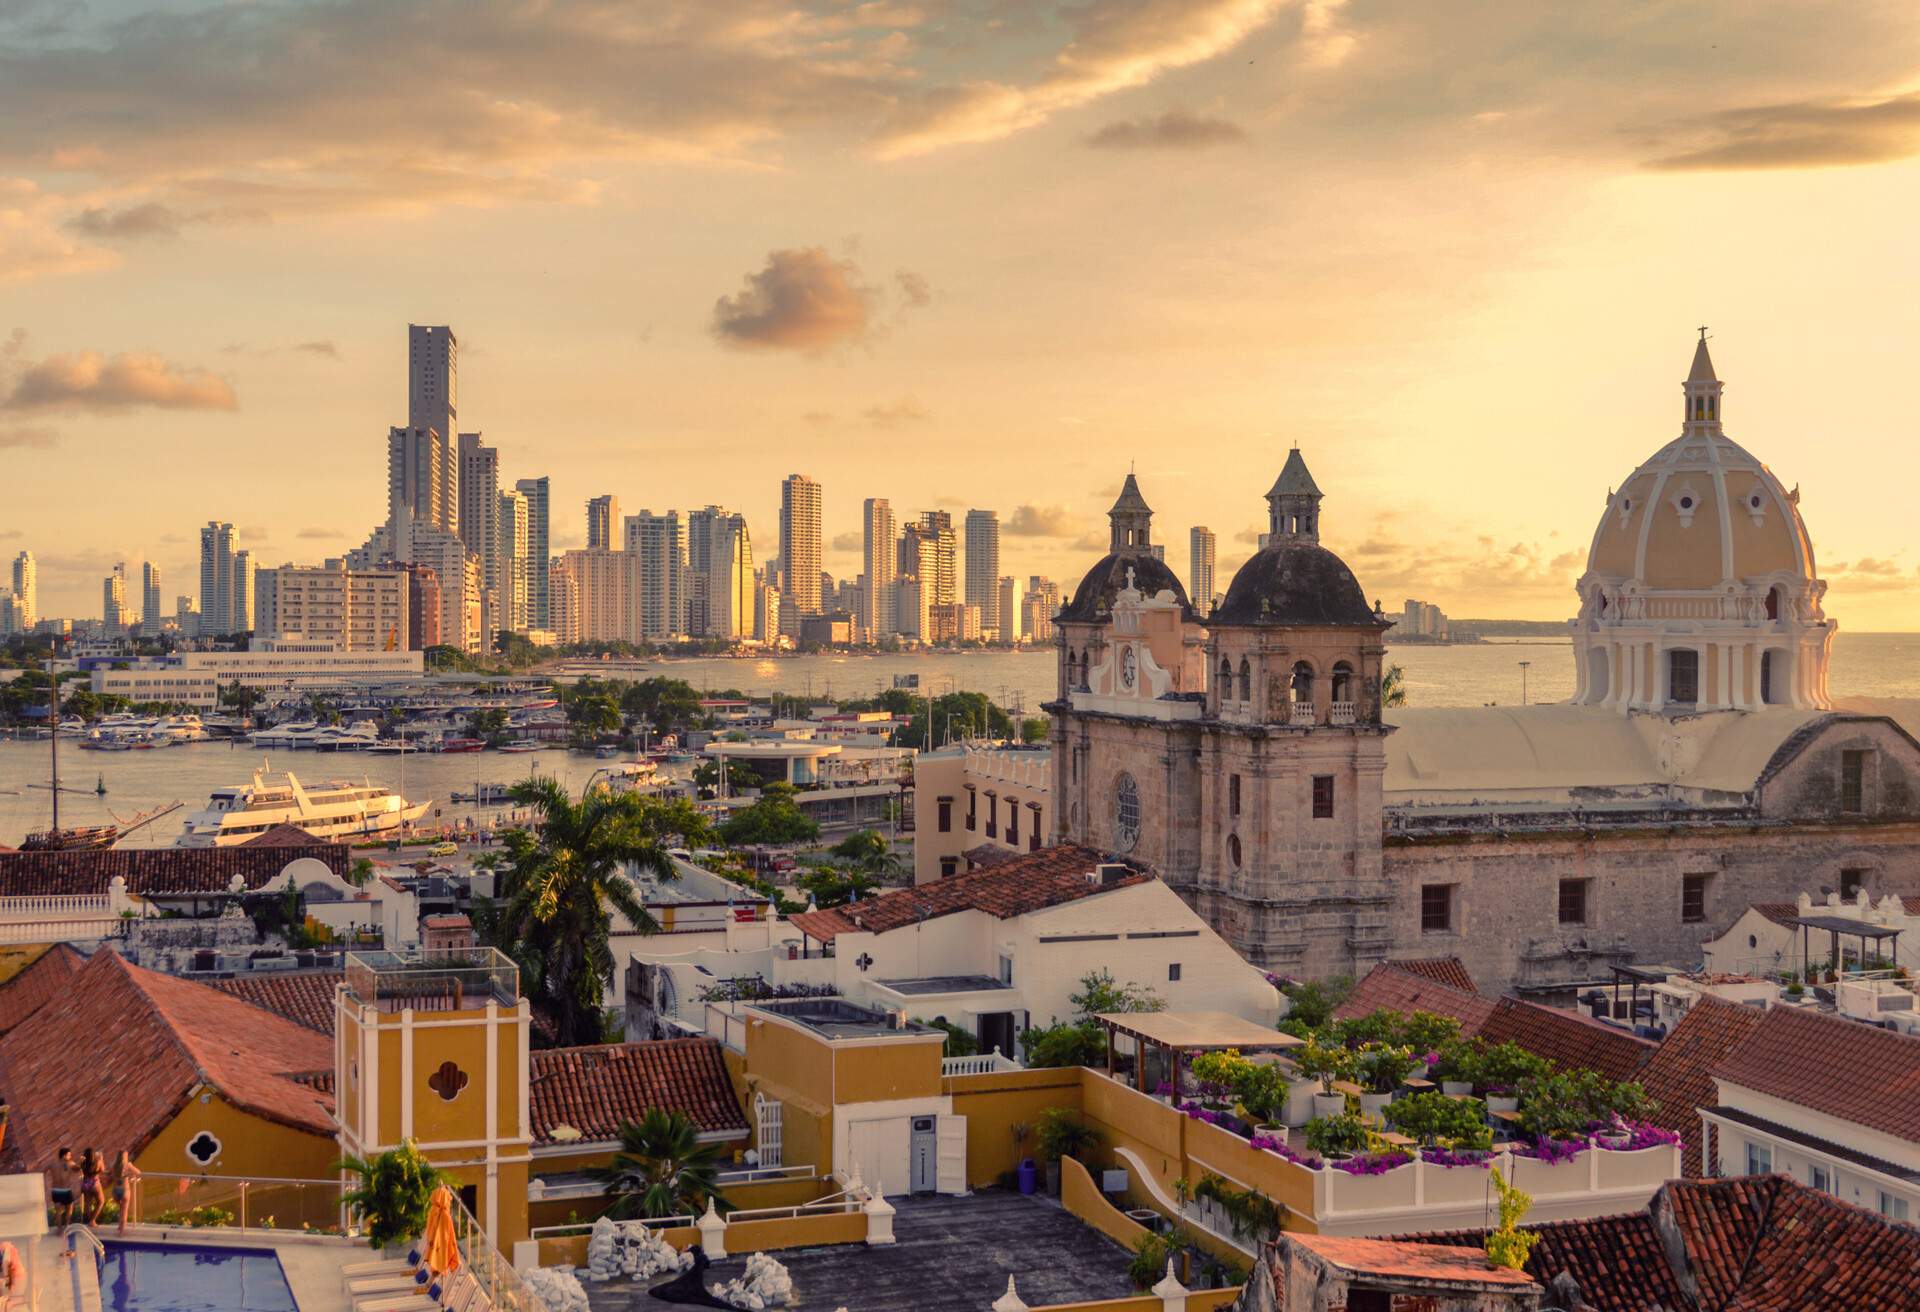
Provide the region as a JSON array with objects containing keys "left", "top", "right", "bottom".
[{"left": 1016, "top": 1158, "right": 1038, "bottom": 1195}]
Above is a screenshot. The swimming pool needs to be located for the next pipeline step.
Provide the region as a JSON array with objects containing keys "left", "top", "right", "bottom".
[{"left": 98, "top": 1241, "right": 299, "bottom": 1312}]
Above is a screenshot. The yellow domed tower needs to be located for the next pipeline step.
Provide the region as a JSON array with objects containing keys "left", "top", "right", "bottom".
[{"left": 1572, "top": 333, "right": 1834, "bottom": 713}]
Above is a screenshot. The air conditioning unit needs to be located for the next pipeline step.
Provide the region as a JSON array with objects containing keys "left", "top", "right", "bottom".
[{"left": 1095, "top": 863, "right": 1131, "bottom": 887}]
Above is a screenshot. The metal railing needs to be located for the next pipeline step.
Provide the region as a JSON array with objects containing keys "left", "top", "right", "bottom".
[
  {"left": 448, "top": 1183, "right": 549, "bottom": 1312},
  {"left": 345, "top": 947, "right": 520, "bottom": 1012},
  {"left": 132, "top": 1172, "right": 348, "bottom": 1234}
]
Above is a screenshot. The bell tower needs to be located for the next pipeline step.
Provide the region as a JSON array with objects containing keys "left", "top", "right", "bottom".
[
  {"left": 1684, "top": 328, "right": 1724, "bottom": 432},
  {"left": 1266, "top": 448, "right": 1323, "bottom": 543},
  {"left": 1108, "top": 473, "right": 1154, "bottom": 551}
]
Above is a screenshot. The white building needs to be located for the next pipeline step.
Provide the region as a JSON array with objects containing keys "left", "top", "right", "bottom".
[
  {"left": 198, "top": 522, "right": 253, "bottom": 635},
  {"left": 780, "top": 474, "right": 823, "bottom": 615},
  {"left": 688, "top": 506, "right": 752, "bottom": 639},
  {"left": 964, "top": 509, "right": 1000, "bottom": 637},
  {"left": 140, "top": 561, "right": 164, "bottom": 635},
  {"left": 498, "top": 488, "right": 531, "bottom": 633},
  {"left": 997, "top": 575, "right": 1024, "bottom": 644},
  {"left": 862, "top": 498, "right": 897, "bottom": 638},
  {"left": 623, "top": 511, "right": 687, "bottom": 640},
  {"left": 102, "top": 563, "right": 130, "bottom": 632},
  {"left": 458, "top": 432, "right": 501, "bottom": 620},
  {"left": 90, "top": 640, "right": 424, "bottom": 707},
  {"left": 406, "top": 524, "right": 483, "bottom": 654},
  {"left": 1190, "top": 526, "right": 1216, "bottom": 618},
  {"left": 257, "top": 560, "right": 410, "bottom": 651},
  {"left": 1705, "top": 889, "right": 1920, "bottom": 977},
  {"left": 549, "top": 547, "right": 627, "bottom": 645},
  {"left": 9, "top": 551, "right": 35, "bottom": 630},
  {"left": 1701, "top": 1004, "right": 1920, "bottom": 1225},
  {"left": 514, "top": 477, "right": 551, "bottom": 629}
]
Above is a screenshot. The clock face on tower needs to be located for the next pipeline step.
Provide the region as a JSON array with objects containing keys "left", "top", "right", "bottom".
[{"left": 1119, "top": 645, "right": 1137, "bottom": 690}]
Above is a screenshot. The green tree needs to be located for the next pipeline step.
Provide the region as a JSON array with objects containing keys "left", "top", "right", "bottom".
[
  {"left": 719, "top": 784, "right": 820, "bottom": 846},
  {"left": 566, "top": 692, "right": 622, "bottom": 742},
  {"left": 466, "top": 707, "right": 510, "bottom": 741},
  {"left": 338, "top": 1141, "right": 442, "bottom": 1250},
  {"left": 692, "top": 758, "right": 758, "bottom": 798},
  {"left": 1022, "top": 970, "right": 1165, "bottom": 1068},
  {"left": 829, "top": 828, "right": 904, "bottom": 879},
  {"left": 486, "top": 778, "right": 712, "bottom": 1046},
  {"left": 795, "top": 865, "right": 878, "bottom": 908},
  {"left": 620, "top": 677, "right": 704, "bottom": 736},
  {"left": 1382, "top": 664, "right": 1407, "bottom": 709},
  {"left": 218, "top": 680, "right": 264, "bottom": 726},
  {"left": 590, "top": 1110, "right": 731, "bottom": 1219},
  {"left": 1020, "top": 717, "right": 1049, "bottom": 744}
]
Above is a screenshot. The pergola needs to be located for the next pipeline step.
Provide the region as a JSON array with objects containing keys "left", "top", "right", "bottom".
[
  {"left": 1788, "top": 914, "right": 1903, "bottom": 981},
  {"left": 1096, "top": 1011, "right": 1302, "bottom": 1095}
]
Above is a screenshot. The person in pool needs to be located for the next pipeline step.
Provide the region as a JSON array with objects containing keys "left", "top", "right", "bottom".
[{"left": 111, "top": 1151, "right": 141, "bottom": 1235}]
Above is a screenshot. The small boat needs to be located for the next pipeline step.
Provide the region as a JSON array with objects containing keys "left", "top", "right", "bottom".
[
  {"left": 452, "top": 783, "right": 514, "bottom": 804},
  {"left": 438, "top": 737, "right": 485, "bottom": 754},
  {"left": 498, "top": 741, "right": 544, "bottom": 754},
  {"left": 364, "top": 741, "right": 419, "bottom": 754}
]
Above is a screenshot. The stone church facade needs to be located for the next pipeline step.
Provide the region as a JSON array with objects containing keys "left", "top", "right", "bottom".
[{"left": 1048, "top": 341, "right": 1920, "bottom": 992}]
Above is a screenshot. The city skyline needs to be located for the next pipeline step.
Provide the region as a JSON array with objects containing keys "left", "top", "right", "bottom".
[{"left": 7, "top": 4, "right": 1920, "bottom": 627}]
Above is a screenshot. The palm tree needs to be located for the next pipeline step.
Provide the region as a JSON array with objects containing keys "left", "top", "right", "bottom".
[
  {"left": 590, "top": 1109, "right": 731, "bottom": 1219},
  {"left": 488, "top": 777, "right": 713, "bottom": 1046},
  {"left": 1382, "top": 663, "right": 1408, "bottom": 709}
]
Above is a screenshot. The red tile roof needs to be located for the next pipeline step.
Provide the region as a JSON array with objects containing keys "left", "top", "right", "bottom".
[
  {"left": 0, "top": 842, "right": 350, "bottom": 897},
  {"left": 1476, "top": 996, "right": 1656, "bottom": 1084},
  {"left": 210, "top": 971, "right": 343, "bottom": 1035},
  {"left": 1634, "top": 997, "right": 1767, "bottom": 1174},
  {"left": 1409, "top": 1176, "right": 1920, "bottom": 1311},
  {"left": 241, "top": 824, "right": 337, "bottom": 848},
  {"left": 788, "top": 844, "right": 1136, "bottom": 941},
  {"left": 0, "top": 944, "right": 85, "bottom": 1036},
  {"left": 1751, "top": 901, "right": 1800, "bottom": 927},
  {"left": 0, "top": 951, "right": 335, "bottom": 1171},
  {"left": 1283, "top": 1233, "right": 1536, "bottom": 1287},
  {"left": 1386, "top": 957, "right": 1478, "bottom": 993},
  {"left": 1711, "top": 1003, "right": 1920, "bottom": 1142},
  {"left": 529, "top": 1039, "right": 746, "bottom": 1146},
  {"left": 1332, "top": 963, "right": 1496, "bottom": 1033}
]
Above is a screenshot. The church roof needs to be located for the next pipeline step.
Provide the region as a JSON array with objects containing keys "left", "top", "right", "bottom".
[
  {"left": 1211, "top": 538, "right": 1378, "bottom": 628},
  {"left": 1688, "top": 335, "right": 1718, "bottom": 382},
  {"left": 1267, "top": 448, "right": 1321, "bottom": 499},
  {"left": 1109, "top": 473, "right": 1151, "bottom": 515},
  {"left": 1059, "top": 552, "right": 1192, "bottom": 624}
]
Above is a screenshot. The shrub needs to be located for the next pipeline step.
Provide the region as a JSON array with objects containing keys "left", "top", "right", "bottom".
[
  {"left": 1303, "top": 1113, "right": 1370, "bottom": 1157},
  {"left": 1035, "top": 1108, "right": 1101, "bottom": 1164},
  {"left": 338, "top": 1141, "right": 441, "bottom": 1250},
  {"left": 1465, "top": 1041, "right": 1552, "bottom": 1093},
  {"left": 1333, "top": 1009, "right": 1403, "bottom": 1049},
  {"left": 1384, "top": 1091, "right": 1491, "bottom": 1149},
  {"left": 1293, "top": 1037, "right": 1357, "bottom": 1094},
  {"left": 1356, "top": 1043, "right": 1418, "bottom": 1094},
  {"left": 1484, "top": 1170, "right": 1539, "bottom": 1272},
  {"left": 1395, "top": 1011, "right": 1463, "bottom": 1055}
]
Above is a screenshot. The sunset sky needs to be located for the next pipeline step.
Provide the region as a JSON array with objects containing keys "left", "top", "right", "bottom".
[{"left": 5, "top": 0, "right": 1920, "bottom": 626}]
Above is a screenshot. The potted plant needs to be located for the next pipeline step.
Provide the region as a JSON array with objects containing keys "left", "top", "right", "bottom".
[
  {"left": 1237, "top": 1062, "right": 1290, "bottom": 1132},
  {"left": 1293, "top": 1038, "right": 1355, "bottom": 1120},
  {"left": 1303, "top": 1112, "right": 1370, "bottom": 1164},
  {"left": 1394, "top": 1012, "right": 1463, "bottom": 1075},
  {"left": 1431, "top": 1039, "right": 1478, "bottom": 1096},
  {"left": 1035, "top": 1108, "right": 1101, "bottom": 1197},
  {"left": 1472, "top": 1042, "right": 1549, "bottom": 1115},
  {"left": 338, "top": 1140, "right": 441, "bottom": 1253},
  {"left": 1594, "top": 1114, "right": 1635, "bottom": 1150},
  {"left": 1355, "top": 1043, "right": 1417, "bottom": 1119},
  {"left": 1384, "top": 1090, "right": 1491, "bottom": 1154}
]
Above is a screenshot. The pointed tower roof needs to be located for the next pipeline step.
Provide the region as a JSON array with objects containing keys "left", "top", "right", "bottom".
[
  {"left": 1268, "top": 448, "right": 1322, "bottom": 499},
  {"left": 1688, "top": 333, "right": 1718, "bottom": 384},
  {"left": 1110, "top": 472, "right": 1152, "bottom": 516}
]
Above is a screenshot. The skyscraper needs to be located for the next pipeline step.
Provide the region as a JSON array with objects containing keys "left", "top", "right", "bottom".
[
  {"left": 998, "top": 575, "right": 1025, "bottom": 644},
  {"left": 861, "top": 498, "right": 897, "bottom": 638},
  {"left": 1190, "top": 526, "right": 1217, "bottom": 617},
  {"left": 964, "top": 509, "right": 1001, "bottom": 635},
  {"left": 141, "top": 561, "right": 163, "bottom": 634},
  {"left": 915, "top": 511, "right": 957, "bottom": 607},
  {"left": 779, "top": 474, "right": 823, "bottom": 614},
  {"left": 458, "top": 432, "right": 501, "bottom": 601},
  {"left": 407, "top": 324, "right": 457, "bottom": 442},
  {"left": 586, "top": 495, "right": 620, "bottom": 551},
  {"left": 10, "top": 551, "right": 36, "bottom": 629},
  {"left": 198, "top": 522, "right": 252, "bottom": 634},
  {"left": 623, "top": 511, "right": 687, "bottom": 640},
  {"left": 689, "top": 507, "right": 753, "bottom": 639},
  {"left": 102, "top": 563, "right": 129, "bottom": 632},
  {"left": 514, "top": 477, "right": 551, "bottom": 629},
  {"left": 387, "top": 425, "right": 458, "bottom": 545},
  {"left": 498, "top": 488, "right": 531, "bottom": 633}
]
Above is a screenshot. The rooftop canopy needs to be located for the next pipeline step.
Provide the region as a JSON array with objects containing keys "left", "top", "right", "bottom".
[{"left": 1096, "top": 1010, "right": 1302, "bottom": 1051}]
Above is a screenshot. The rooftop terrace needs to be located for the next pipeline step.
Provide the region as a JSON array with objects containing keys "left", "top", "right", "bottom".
[
  {"left": 344, "top": 946, "right": 519, "bottom": 1012},
  {"left": 748, "top": 996, "right": 936, "bottom": 1040}
]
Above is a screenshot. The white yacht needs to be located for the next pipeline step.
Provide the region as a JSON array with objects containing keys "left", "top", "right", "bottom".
[{"left": 175, "top": 766, "right": 431, "bottom": 847}]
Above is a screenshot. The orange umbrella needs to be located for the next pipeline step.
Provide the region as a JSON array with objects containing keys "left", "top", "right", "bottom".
[{"left": 423, "top": 1185, "right": 462, "bottom": 1280}]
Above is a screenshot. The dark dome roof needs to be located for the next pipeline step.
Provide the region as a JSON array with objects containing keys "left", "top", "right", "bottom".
[
  {"left": 1059, "top": 552, "right": 1193, "bottom": 624},
  {"left": 1212, "top": 539, "right": 1378, "bottom": 627}
]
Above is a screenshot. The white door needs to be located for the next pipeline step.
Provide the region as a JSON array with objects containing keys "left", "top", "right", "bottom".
[
  {"left": 754, "top": 1094, "right": 783, "bottom": 1169},
  {"left": 936, "top": 1114, "right": 968, "bottom": 1195},
  {"left": 846, "top": 1116, "right": 910, "bottom": 1193}
]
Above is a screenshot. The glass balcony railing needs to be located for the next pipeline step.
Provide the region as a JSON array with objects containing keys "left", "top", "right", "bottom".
[{"left": 345, "top": 946, "right": 520, "bottom": 1013}]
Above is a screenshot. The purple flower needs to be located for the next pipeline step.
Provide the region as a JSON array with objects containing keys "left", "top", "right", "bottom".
[
  {"left": 1331, "top": 1151, "right": 1412, "bottom": 1176},
  {"left": 1595, "top": 1120, "right": 1681, "bottom": 1151},
  {"left": 1154, "top": 1081, "right": 1176, "bottom": 1097},
  {"left": 1515, "top": 1136, "right": 1586, "bottom": 1165},
  {"left": 1420, "top": 1051, "right": 1441, "bottom": 1067},
  {"left": 1421, "top": 1148, "right": 1491, "bottom": 1169},
  {"left": 1249, "top": 1134, "right": 1322, "bottom": 1170}
]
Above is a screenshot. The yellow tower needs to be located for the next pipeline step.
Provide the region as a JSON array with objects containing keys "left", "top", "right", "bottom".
[{"left": 335, "top": 948, "right": 533, "bottom": 1247}]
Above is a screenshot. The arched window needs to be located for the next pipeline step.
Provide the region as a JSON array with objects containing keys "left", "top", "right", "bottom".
[
  {"left": 1237, "top": 658, "right": 1251, "bottom": 702},
  {"left": 1079, "top": 652, "right": 1091, "bottom": 691},
  {"left": 1218, "top": 657, "right": 1234, "bottom": 701},
  {"left": 1290, "top": 661, "right": 1314, "bottom": 704},
  {"left": 1765, "top": 587, "right": 1781, "bottom": 621},
  {"left": 1331, "top": 661, "right": 1354, "bottom": 703}
]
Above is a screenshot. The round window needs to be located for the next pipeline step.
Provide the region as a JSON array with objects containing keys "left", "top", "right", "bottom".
[
  {"left": 1679, "top": 496, "right": 1694, "bottom": 510},
  {"left": 1750, "top": 495, "right": 1762, "bottom": 509},
  {"left": 1114, "top": 773, "right": 1141, "bottom": 852},
  {"left": 1228, "top": 833, "right": 1242, "bottom": 868}
]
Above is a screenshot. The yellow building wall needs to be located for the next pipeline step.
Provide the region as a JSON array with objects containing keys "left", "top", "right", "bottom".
[
  {"left": 741, "top": 1017, "right": 835, "bottom": 1111},
  {"left": 832, "top": 1040, "right": 943, "bottom": 1106},
  {"left": 944, "top": 1067, "right": 1084, "bottom": 1187},
  {"left": 139, "top": 1093, "right": 338, "bottom": 1183}
]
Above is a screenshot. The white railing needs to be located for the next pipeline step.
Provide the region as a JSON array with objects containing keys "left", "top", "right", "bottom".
[
  {"left": 1328, "top": 701, "right": 1358, "bottom": 726},
  {"left": 0, "top": 895, "right": 113, "bottom": 917},
  {"left": 942, "top": 1052, "right": 1023, "bottom": 1076},
  {"left": 0, "top": 917, "right": 122, "bottom": 944},
  {"left": 1288, "top": 702, "right": 1316, "bottom": 726}
]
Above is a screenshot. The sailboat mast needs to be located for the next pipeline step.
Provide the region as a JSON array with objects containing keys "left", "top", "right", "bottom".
[{"left": 46, "top": 655, "right": 58, "bottom": 833}]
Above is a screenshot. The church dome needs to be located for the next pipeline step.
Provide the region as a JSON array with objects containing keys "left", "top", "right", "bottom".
[
  {"left": 1059, "top": 473, "right": 1194, "bottom": 623},
  {"left": 1585, "top": 336, "right": 1817, "bottom": 592},
  {"left": 1213, "top": 539, "right": 1375, "bottom": 626}
]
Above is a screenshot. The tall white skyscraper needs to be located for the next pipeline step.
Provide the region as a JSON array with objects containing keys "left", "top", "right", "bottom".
[
  {"left": 623, "top": 512, "right": 687, "bottom": 640},
  {"left": 498, "top": 488, "right": 531, "bottom": 633},
  {"left": 10, "top": 551, "right": 36, "bottom": 629},
  {"left": 964, "top": 509, "right": 1001, "bottom": 635},
  {"left": 102, "top": 563, "right": 129, "bottom": 631},
  {"left": 861, "top": 498, "right": 897, "bottom": 637},
  {"left": 688, "top": 507, "right": 753, "bottom": 639},
  {"left": 1190, "top": 526, "right": 1217, "bottom": 617},
  {"left": 779, "top": 474, "right": 823, "bottom": 615},
  {"left": 407, "top": 324, "right": 457, "bottom": 442},
  {"left": 141, "top": 561, "right": 163, "bottom": 634},
  {"left": 198, "top": 522, "right": 252, "bottom": 634},
  {"left": 908, "top": 511, "right": 957, "bottom": 607},
  {"left": 514, "top": 477, "right": 551, "bottom": 629},
  {"left": 997, "top": 575, "right": 1025, "bottom": 644},
  {"left": 586, "top": 495, "right": 620, "bottom": 551},
  {"left": 458, "top": 433, "right": 500, "bottom": 585}
]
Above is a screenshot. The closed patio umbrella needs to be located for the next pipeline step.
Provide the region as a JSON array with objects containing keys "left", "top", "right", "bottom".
[{"left": 423, "top": 1185, "right": 462, "bottom": 1281}]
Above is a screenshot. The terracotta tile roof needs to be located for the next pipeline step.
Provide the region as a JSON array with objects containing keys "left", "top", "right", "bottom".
[
  {"left": 1750, "top": 901, "right": 1799, "bottom": 927},
  {"left": 0, "top": 842, "right": 349, "bottom": 897},
  {"left": 1635, "top": 997, "right": 1767, "bottom": 1174},
  {"left": 1409, "top": 1177, "right": 1920, "bottom": 1311},
  {"left": 421, "top": 914, "right": 471, "bottom": 929},
  {"left": 241, "top": 824, "right": 336, "bottom": 848},
  {"left": 529, "top": 1038, "right": 746, "bottom": 1146},
  {"left": 1476, "top": 996, "right": 1656, "bottom": 1084},
  {"left": 0, "top": 951, "right": 334, "bottom": 1171},
  {"left": 1711, "top": 1003, "right": 1920, "bottom": 1142},
  {"left": 788, "top": 844, "right": 1135, "bottom": 941},
  {"left": 0, "top": 944, "right": 85, "bottom": 1036},
  {"left": 1331, "top": 963, "right": 1496, "bottom": 1033},
  {"left": 210, "top": 971, "right": 343, "bottom": 1034},
  {"left": 1283, "top": 1233, "right": 1536, "bottom": 1287},
  {"left": 1385, "top": 956, "right": 1478, "bottom": 993}
]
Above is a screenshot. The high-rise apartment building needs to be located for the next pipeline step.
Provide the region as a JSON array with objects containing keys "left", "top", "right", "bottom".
[
  {"left": 9, "top": 552, "right": 35, "bottom": 630},
  {"left": 964, "top": 509, "right": 1001, "bottom": 635},
  {"left": 1024, "top": 575, "right": 1060, "bottom": 645},
  {"left": 861, "top": 498, "right": 897, "bottom": 638},
  {"left": 102, "top": 563, "right": 129, "bottom": 632},
  {"left": 586, "top": 495, "right": 620, "bottom": 551},
  {"left": 1189, "top": 526, "right": 1217, "bottom": 617},
  {"left": 0, "top": 594, "right": 24, "bottom": 637},
  {"left": 174, "top": 595, "right": 199, "bottom": 638},
  {"left": 902, "top": 511, "right": 957, "bottom": 607},
  {"left": 623, "top": 512, "right": 687, "bottom": 641},
  {"left": 407, "top": 524, "right": 482, "bottom": 654},
  {"left": 998, "top": 575, "right": 1025, "bottom": 644},
  {"left": 407, "top": 324, "right": 457, "bottom": 444},
  {"left": 261, "top": 561, "right": 410, "bottom": 651},
  {"left": 689, "top": 507, "right": 753, "bottom": 639},
  {"left": 141, "top": 561, "right": 164, "bottom": 635},
  {"left": 549, "top": 548, "right": 627, "bottom": 646},
  {"left": 498, "top": 488, "right": 531, "bottom": 633},
  {"left": 198, "top": 523, "right": 253, "bottom": 634},
  {"left": 458, "top": 432, "right": 500, "bottom": 606},
  {"left": 514, "top": 477, "right": 551, "bottom": 628},
  {"left": 779, "top": 474, "right": 823, "bottom": 614},
  {"left": 387, "top": 426, "right": 458, "bottom": 545}
]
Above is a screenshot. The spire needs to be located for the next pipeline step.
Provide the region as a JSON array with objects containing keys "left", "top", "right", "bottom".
[
  {"left": 1682, "top": 328, "right": 1724, "bottom": 431},
  {"left": 1688, "top": 327, "right": 1718, "bottom": 383},
  {"left": 1266, "top": 449, "right": 1324, "bottom": 543},
  {"left": 1108, "top": 473, "right": 1154, "bottom": 552}
]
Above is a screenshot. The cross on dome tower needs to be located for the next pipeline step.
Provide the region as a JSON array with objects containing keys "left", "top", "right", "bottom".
[
  {"left": 1266, "top": 448, "right": 1323, "bottom": 543},
  {"left": 1109, "top": 473, "right": 1154, "bottom": 551},
  {"left": 1684, "top": 328, "right": 1724, "bottom": 432}
]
